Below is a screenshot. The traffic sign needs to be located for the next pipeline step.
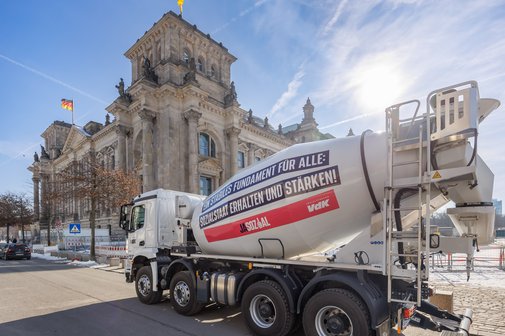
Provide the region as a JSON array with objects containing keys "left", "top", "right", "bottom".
[{"left": 69, "top": 223, "right": 81, "bottom": 234}]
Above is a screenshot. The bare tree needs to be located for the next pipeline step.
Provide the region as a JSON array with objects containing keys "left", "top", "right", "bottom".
[
  {"left": 48, "top": 153, "right": 140, "bottom": 260},
  {"left": 0, "top": 192, "right": 33, "bottom": 243}
]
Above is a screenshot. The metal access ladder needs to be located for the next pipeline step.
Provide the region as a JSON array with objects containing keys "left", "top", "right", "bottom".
[
  {"left": 384, "top": 81, "right": 482, "bottom": 306},
  {"left": 385, "top": 99, "right": 431, "bottom": 306}
]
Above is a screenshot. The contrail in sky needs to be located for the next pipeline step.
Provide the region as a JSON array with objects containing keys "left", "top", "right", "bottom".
[
  {"left": 319, "top": 113, "right": 370, "bottom": 130},
  {"left": 0, "top": 53, "right": 108, "bottom": 105},
  {"left": 211, "top": 0, "right": 267, "bottom": 35}
]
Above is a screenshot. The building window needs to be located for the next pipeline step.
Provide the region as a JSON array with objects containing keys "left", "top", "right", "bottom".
[
  {"left": 199, "top": 132, "right": 216, "bottom": 157},
  {"left": 237, "top": 151, "right": 245, "bottom": 169},
  {"left": 200, "top": 176, "right": 213, "bottom": 196},
  {"left": 197, "top": 57, "right": 204, "bottom": 72},
  {"left": 183, "top": 49, "right": 190, "bottom": 64}
]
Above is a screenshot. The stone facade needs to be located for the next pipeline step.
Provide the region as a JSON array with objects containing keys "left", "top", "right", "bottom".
[{"left": 28, "top": 11, "right": 331, "bottom": 238}]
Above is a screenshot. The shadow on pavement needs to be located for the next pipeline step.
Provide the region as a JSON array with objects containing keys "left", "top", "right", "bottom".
[{"left": 0, "top": 296, "right": 252, "bottom": 336}]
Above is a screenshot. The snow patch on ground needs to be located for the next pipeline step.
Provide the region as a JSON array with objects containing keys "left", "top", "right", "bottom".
[
  {"left": 31, "top": 253, "right": 65, "bottom": 261},
  {"left": 32, "top": 253, "right": 106, "bottom": 268},
  {"left": 67, "top": 260, "right": 100, "bottom": 267}
]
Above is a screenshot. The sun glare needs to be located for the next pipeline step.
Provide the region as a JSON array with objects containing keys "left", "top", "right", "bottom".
[{"left": 352, "top": 57, "right": 406, "bottom": 113}]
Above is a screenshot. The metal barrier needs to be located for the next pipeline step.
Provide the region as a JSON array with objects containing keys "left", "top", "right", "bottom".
[
  {"left": 95, "top": 245, "right": 127, "bottom": 258},
  {"left": 431, "top": 245, "right": 505, "bottom": 271}
]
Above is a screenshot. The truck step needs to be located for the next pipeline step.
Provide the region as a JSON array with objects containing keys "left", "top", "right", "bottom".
[
  {"left": 392, "top": 231, "right": 420, "bottom": 239},
  {"left": 440, "top": 331, "right": 465, "bottom": 336},
  {"left": 392, "top": 206, "right": 421, "bottom": 211},
  {"left": 392, "top": 160, "right": 420, "bottom": 167}
]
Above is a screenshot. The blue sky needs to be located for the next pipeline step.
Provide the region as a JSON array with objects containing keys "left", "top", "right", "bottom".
[{"left": 0, "top": 0, "right": 504, "bottom": 203}]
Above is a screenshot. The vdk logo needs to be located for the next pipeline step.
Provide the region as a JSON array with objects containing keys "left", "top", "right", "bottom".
[{"left": 307, "top": 199, "right": 330, "bottom": 213}]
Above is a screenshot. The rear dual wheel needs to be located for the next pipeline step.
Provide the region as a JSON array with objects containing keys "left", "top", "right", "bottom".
[{"left": 302, "top": 288, "right": 372, "bottom": 336}]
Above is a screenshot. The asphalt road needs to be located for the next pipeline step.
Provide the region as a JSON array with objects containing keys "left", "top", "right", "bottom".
[
  {"left": 0, "top": 257, "right": 443, "bottom": 336},
  {"left": 0, "top": 258, "right": 254, "bottom": 336}
]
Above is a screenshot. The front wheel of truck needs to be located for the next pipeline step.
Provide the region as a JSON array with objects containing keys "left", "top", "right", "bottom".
[{"left": 135, "top": 265, "right": 163, "bottom": 304}]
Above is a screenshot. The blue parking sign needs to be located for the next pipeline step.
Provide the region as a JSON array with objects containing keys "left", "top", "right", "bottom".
[{"left": 69, "top": 223, "right": 81, "bottom": 234}]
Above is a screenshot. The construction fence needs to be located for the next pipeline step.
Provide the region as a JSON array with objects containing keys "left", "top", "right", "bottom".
[{"left": 431, "top": 243, "right": 505, "bottom": 271}]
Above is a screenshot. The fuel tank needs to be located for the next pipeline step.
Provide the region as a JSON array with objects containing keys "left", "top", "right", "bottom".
[{"left": 191, "top": 132, "right": 389, "bottom": 259}]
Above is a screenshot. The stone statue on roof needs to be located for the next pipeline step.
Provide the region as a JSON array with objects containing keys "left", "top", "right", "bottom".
[
  {"left": 33, "top": 151, "right": 39, "bottom": 162},
  {"left": 224, "top": 81, "right": 238, "bottom": 106},
  {"left": 40, "top": 145, "right": 50, "bottom": 160},
  {"left": 115, "top": 78, "right": 132, "bottom": 103},
  {"left": 248, "top": 109, "right": 254, "bottom": 123},
  {"left": 142, "top": 57, "right": 158, "bottom": 83},
  {"left": 183, "top": 57, "right": 197, "bottom": 84}
]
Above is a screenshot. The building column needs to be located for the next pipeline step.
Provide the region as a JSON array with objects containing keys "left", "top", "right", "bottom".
[
  {"left": 40, "top": 173, "right": 49, "bottom": 223},
  {"left": 248, "top": 143, "right": 257, "bottom": 166},
  {"left": 32, "top": 176, "right": 40, "bottom": 221},
  {"left": 116, "top": 125, "right": 127, "bottom": 171},
  {"left": 226, "top": 127, "right": 241, "bottom": 178},
  {"left": 139, "top": 110, "right": 156, "bottom": 192},
  {"left": 184, "top": 109, "right": 202, "bottom": 194}
]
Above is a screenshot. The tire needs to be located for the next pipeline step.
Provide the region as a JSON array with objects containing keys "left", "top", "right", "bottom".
[
  {"left": 26, "top": 256, "right": 31, "bottom": 260},
  {"left": 302, "top": 288, "right": 372, "bottom": 336},
  {"left": 135, "top": 265, "right": 163, "bottom": 305},
  {"left": 169, "top": 271, "right": 203, "bottom": 315},
  {"left": 241, "top": 280, "right": 295, "bottom": 336}
]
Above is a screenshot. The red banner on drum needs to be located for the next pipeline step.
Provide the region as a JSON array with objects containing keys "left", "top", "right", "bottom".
[{"left": 204, "top": 190, "right": 339, "bottom": 243}]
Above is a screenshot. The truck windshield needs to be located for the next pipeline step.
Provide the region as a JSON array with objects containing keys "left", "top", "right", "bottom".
[{"left": 131, "top": 205, "right": 145, "bottom": 231}]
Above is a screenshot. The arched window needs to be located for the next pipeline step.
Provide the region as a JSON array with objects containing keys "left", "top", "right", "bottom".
[
  {"left": 197, "top": 57, "right": 204, "bottom": 72},
  {"left": 199, "top": 132, "right": 216, "bottom": 157},
  {"left": 182, "top": 49, "right": 190, "bottom": 64}
]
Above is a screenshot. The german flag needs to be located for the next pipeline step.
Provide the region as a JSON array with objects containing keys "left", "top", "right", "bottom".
[
  {"left": 61, "top": 99, "right": 73, "bottom": 111},
  {"left": 178, "top": 0, "right": 184, "bottom": 14}
]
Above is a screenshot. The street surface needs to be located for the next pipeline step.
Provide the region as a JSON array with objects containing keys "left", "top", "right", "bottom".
[
  {"left": 0, "top": 258, "right": 250, "bottom": 336},
  {"left": 1, "top": 257, "right": 501, "bottom": 336}
]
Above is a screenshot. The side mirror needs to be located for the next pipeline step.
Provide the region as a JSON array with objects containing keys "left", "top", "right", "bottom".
[
  {"left": 119, "top": 204, "right": 131, "bottom": 231},
  {"left": 429, "top": 233, "right": 440, "bottom": 249}
]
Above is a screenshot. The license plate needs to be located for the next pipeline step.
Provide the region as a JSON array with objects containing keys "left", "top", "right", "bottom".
[{"left": 16, "top": 252, "right": 23, "bottom": 255}]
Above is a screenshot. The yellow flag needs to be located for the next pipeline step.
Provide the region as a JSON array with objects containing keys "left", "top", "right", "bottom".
[{"left": 178, "top": 0, "right": 184, "bottom": 14}]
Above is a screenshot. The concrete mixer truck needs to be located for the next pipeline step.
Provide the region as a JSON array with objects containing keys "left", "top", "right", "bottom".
[{"left": 119, "top": 81, "right": 499, "bottom": 336}]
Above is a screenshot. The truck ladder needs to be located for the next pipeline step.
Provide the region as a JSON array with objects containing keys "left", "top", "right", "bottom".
[{"left": 385, "top": 100, "right": 431, "bottom": 306}]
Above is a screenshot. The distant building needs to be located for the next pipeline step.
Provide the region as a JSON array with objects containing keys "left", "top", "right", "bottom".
[
  {"left": 493, "top": 199, "right": 502, "bottom": 216},
  {"left": 27, "top": 11, "right": 332, "bottom": 239}
]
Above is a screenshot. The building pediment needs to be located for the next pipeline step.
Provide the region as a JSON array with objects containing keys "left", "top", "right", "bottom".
[
  {"left": 198, "top": 157, "right": 222, "bottom": 174},
  {"left": 62, "top": 126, "right": 90, "bottom": 153}
]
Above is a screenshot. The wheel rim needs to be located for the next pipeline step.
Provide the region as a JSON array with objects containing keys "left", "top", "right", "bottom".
[
  {"left": 250, "top": 294, "right": 276, "bottom": 328},
  {"left": 173, "top": 281, "right": 190, "bottom": 307},
  {"left": 315, "top": 305, "right": 353, "bottom": 336},
  {"left": 137, "top": 274, "right": 151, "bottom": 297}
]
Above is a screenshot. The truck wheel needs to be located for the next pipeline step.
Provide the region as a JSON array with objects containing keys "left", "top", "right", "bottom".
[
  {"left": 241, "top": 280, "right": 295, "bottom": 336},
  {"left": 169, "top": 271, "right": 203, "bottom": 315},
  {"left": 303, "top": 288, "right": 372, "bottom": 336},
  {"left": 135, "top": 266, "right": 163, "bottom": 305}
]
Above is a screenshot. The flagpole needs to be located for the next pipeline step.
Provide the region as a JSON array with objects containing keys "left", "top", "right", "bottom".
[{"left": 72, "top": 101, "right": 74, "bottom": 125}]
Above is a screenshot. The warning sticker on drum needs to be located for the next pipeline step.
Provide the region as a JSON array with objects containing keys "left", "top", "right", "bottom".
[{"left": 203, "top": 190, "right": 339, "bottom": 242}]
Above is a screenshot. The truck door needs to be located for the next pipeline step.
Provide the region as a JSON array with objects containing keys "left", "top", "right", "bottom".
[{"left": 129, "top": 204, "right": 147, "bottom": 252}]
